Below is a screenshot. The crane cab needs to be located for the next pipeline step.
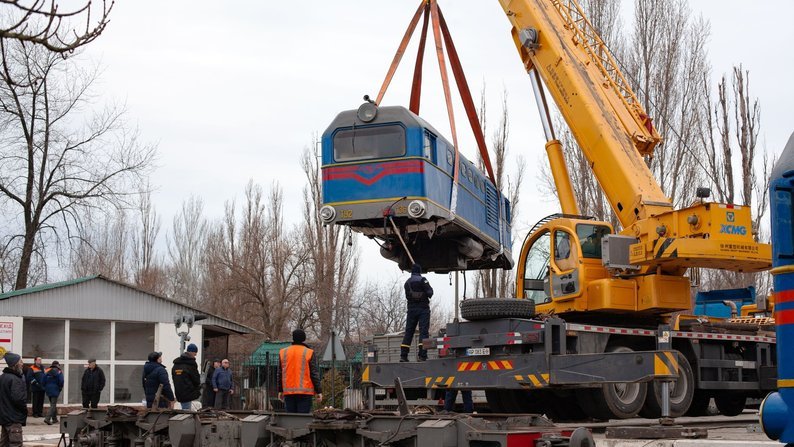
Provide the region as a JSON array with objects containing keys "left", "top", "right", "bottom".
[{"left": 516, "top": 215, "right": 691, "bottom": 318}]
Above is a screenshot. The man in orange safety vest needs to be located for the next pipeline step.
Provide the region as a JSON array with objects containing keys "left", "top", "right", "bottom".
[{"left": 277, "top": 329, "right": 323, "bottom": 413}]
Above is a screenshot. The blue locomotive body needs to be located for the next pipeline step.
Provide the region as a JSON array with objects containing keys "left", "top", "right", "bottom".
[{"left": 320, "top": 104, "right": 513, "bottom": 272}]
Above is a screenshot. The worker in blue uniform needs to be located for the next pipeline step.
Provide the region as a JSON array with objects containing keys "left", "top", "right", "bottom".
[{"left": 400, "top": 263, "right": 434, "bottom": 362}]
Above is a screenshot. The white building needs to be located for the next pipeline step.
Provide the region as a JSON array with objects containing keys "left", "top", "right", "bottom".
[{"left": 0, "top": 275, "right": 255, "bottom": 405}]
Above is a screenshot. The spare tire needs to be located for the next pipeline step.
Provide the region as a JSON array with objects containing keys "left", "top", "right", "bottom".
[{"left": 460, "top": 298, "right": 535, "bottom": 321}]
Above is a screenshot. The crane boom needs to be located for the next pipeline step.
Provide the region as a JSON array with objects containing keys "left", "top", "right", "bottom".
[
  {"left": 500, "top": 0, "right": 769, "bottom": 275},
  {"left": 499, "top": 0, "right": 670, "bottom": 226}
]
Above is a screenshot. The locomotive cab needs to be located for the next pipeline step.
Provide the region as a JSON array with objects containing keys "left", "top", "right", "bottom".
[{"left": 320, "top": 103, "right": 513, "bottom": 273}]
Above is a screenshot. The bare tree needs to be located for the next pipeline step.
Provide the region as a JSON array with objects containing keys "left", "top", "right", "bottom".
[
  {"left": 299, "top": 144, "right": 360, "bottom": 341},
  {"left": 0, "top": 40, "right": 155, "bottom": 290},
  {"left": 627, "top": 0, "right": 711, "bottom": 207},
  {"left": 476, "top": 91, "right": 525, "bottom": 297},
  {"left": 201, "top": 181, "right": 306, "bottom": 340},
  {"left": 131, "top": 187, "right": 165, "bottom": 294},
  {"left": 69, "top": 208, "right": 130, "bottom": 280},
  {"left": 700, "top": 66, "right": 772, "bottom": 292},
  {"left": 167, "top": 196, "right": 208, "bottom": 306},
  {"left": 352, "top": 279, "right": 406, "bottom": 340},
  {"left": 0, "top": 0, "right": 113, "bottom": 53}
]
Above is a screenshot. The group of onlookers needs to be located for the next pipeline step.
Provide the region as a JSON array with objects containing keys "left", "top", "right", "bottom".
[
  {"left": 142, "top": 344, "right": 234, "bottom": 410},
  {"left": 0, "top": 345, "right": 233, "bottom": 446}
]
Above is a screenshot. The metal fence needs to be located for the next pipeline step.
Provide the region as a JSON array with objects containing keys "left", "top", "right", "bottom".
[{"left": 218, "top": 349, "right": 366, "bottom": 411}]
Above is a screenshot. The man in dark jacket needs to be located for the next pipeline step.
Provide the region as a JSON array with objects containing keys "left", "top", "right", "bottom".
[
  {"left": 400, "top": 263, "right": 434, "bottom": 362},
  {"left": 81, "top": 359, "right": 106, "bottom": 409},
  {"left": 172, "top": 344, "right": 201, "bottom": 410},
  {"left": 0, "top": 352, "right": 27, "bottom": 447},
  {"left": 42, "top": 361, "right": 63, "bottom": 425},
  {"left": 211, "top": 359, "right": 233, "bottom": 409},
  {"left": 202, "top": 359, "right": 220, "bottom": 408},
  {"left": 143, "top": 352, "right": 175, "bottom": 409},
  {"left": 28, "top": 357, "right": 45, "bottom": 417}
]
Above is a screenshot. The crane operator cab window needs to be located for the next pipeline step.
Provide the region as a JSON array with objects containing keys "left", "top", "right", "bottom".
[
  {"left": 552, "top": 230, "right": 579, "bottom": 297},
  {"left": 522, "top": 231, "right": 551, "bottom": 304},
  {"left": 576, "top": 224, "right": 612, "bottom": 259}
]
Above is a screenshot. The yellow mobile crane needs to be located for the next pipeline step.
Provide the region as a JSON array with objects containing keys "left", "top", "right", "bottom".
[
  {"left": 362, "top": 0, "right": 776, "bottom": 422},
  {"left": 363, "top": 0, "right": 779, "bottom": 422},
  {"left": 499, "top": 0, "right": 771, "bottom": 316}
]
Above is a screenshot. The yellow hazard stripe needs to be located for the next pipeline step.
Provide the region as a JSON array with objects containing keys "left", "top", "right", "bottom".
[
  {"left": 488, "top": 361, "right": 499, "bottom": 370},
  {"left": 512, "top": 374, "right": 549, "bottom": 388},
  {"left": 779, "top": 379, "right": 794, "bottom": 388},
  {"left": 457, "top": 362, "right": 468, "bottom": 371},
  {"left": 654, "top": 353, "right": 676, "bottom": 376},
  {"left": 501, "top": 360, "right": 512, "bottom": 370},
  {"left": 445, "top": 377, "right": 455, "bottom": 387},
  {"left": 771, "top": 265, "right": 794, "bottom": 275},
  {"left": 654, "top": 354, "right": 670, "bottom": 375},
  {"left": 664, "top": 351, "right": 678, "bottom": 372}
]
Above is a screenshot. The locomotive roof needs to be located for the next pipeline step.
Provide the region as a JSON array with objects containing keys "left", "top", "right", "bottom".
[{"left": 323, "top": 105, "right": 447, "bottom": 142}]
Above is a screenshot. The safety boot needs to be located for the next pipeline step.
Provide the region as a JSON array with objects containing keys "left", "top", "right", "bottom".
[{"left": 400, "top": 345, "right": 410, "bottom": 362}]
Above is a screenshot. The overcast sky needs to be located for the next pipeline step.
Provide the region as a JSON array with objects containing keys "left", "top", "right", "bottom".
[{"left": 77, "top": 1, "right": 794, "bottom": 315}]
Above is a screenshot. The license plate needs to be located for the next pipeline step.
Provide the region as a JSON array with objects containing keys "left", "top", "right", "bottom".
[{"left": 466, "top": 347, "right": 490, "bottom": 356}]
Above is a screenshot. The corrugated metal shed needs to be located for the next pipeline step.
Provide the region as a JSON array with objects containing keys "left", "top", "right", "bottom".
[{"left": 0, "top": 275, "right": 256, "bottom": 334}]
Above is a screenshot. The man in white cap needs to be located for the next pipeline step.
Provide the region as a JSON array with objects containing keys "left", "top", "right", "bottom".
[{"left": 0, "top": 352, "right": 27, "bottom": 447}]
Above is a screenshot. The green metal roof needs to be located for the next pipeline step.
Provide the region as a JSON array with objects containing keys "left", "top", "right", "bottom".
[
  {"left": 249, "top": 341, "right": 291, "bottom": 366},
  {"left": 247, "top": 341, "right": 363, "bottom": 366},
  {"left": 0, "top": 275, "right": 99, "bottom": 300}
]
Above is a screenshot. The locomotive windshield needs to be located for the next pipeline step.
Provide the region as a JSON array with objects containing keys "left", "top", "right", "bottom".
[{"left": 333, "top": 124, "right": 406, "bottom": 162}]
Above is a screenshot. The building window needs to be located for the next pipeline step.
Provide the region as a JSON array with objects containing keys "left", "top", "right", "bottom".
[
  {"left": 115, "top": 323, "right": 154, "bottom": 361},
  {"left": 69, "top": 320, "right": 110, "bottom": 361},
  {"left": 23, "top": 319, "right": 64, "bottom": 359},
  {"left": 114, "top": 365, "right": 145, "bottom": 404},
  {"left": 67, "top": 363, "right": 110, "bottom": 404}
]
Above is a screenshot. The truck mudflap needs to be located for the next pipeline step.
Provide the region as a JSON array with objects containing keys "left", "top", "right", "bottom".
[{"left": 362, "top": 350, "right": 679, "bottom": 389}]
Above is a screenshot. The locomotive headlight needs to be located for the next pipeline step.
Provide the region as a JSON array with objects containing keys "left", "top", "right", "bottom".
[
  {"left": 407, "top": 200, "right": 426, "bottom": 218},
  {"left": 320, "top": 205, "right": 336, "bottom": 223},
  {"left": 357, "top": 101, "right": 378, "bottom": 123}
]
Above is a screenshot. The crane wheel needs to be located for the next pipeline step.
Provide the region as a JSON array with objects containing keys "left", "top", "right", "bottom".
[
  {"left": 485, "top": 389, "right": 518, "bottom": 413},
  {"left": 541, "top": 390, "right": 588, "bottom": 422},
  {"left": 638, "top": 352, "right": 694, "bottom": 418},
  {"left": 579, "top": 345, "right": 648, "bottom": 420},
  {"left": 714, "top": 393, "right": 746, "bottom": 416},
  {"left": 685, "top": 390, "right": 711, "bottom": 416},
  {"left": 460, "top": 297, "right": 536, "bottom": 321}
]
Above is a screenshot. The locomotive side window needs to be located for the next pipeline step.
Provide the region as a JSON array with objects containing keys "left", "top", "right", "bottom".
[
  {"left": 333, "top": 125, "right": 406, "bottom": 162},
  {"left": 423, "top": 132, "right": 436, "bottom": 162}
]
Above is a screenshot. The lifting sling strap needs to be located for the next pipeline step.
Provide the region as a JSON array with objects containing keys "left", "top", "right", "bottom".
[{"left": 373, "top": 0, "right": 499, "bottom": 221}]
